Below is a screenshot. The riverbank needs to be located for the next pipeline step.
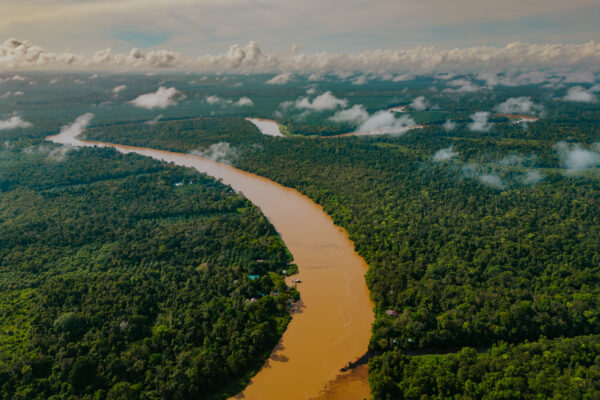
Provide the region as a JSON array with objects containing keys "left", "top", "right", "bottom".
[{"left": 47, "top": 129, "right": 374, "bottom": 400}]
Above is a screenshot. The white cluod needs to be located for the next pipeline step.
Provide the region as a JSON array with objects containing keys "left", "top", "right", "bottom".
[
  {"left": 555, "top": 142, "right": 600, "bottom": 171},
  {"left": 130, "top": 86, "right": 185, "bottom": 109},
  {"left": 190, "top": 142, "right": 238, "bottom": 164},
  {"left": 478, "top": 174, "right": 505, "bottom": 189},
  {"left": 356, "top": 111, "right": 419, "bottom": 136},
  {"left": 433, "top": 146, "right": 458, "bottom": 162},
  {"left": 563, "top": 86, "right": 596, "bottom": 103},
  {"left": 468, "top": 112, "right": 493, "bottom": 132},
  {"left": 294, "top": 91, "right": 347, "bottom": 111},
  {"left": 521, "top": 170, "right": 544, "bottom": 185},
  {"left": 0, "top": 115, "right": 32, "bottom": 130},
  {"left": 49, "top": 113, "right": 94, "bottom": 146},
  {"left": 410, "top": 96, "right": 428, "bottom": 111},
  {"left": 330, "top": 105, "right": 369, "bottom": 123},
  {"left": 495, "top": 97, "right": 542, "bottom": 115}
]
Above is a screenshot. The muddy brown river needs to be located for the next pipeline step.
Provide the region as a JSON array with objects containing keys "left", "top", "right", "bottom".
[{"left": 47, "top": 128, "right": 374, "bottom": 400}]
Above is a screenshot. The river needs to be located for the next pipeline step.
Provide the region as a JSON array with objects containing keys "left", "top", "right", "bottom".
[{"left": 47, "top": 128, "right": 374, "bottom": 399}]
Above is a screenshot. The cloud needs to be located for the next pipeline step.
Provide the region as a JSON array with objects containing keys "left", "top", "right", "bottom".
[
  {"left": 351, "top": 75, "right": 367, "bottom": 85},
  {"left": 0, "top": 115, "right": 32, "bottom": 130},
  {"left": 435, "top": 72, "right": 456, "bottom": 80},
  {"left": 190, "top": 142, "right": 237, "bottom": 165},
  {"left": 205, "top": 95, "right": 225, "bottom": 105},
  {"left": 498, "top": 154, "right": 528, "bottom": 167},
  {"left": 468, "top": 112, "right": 493, "bottom": 132},
  {"left": 563, "top": 86, "right": 596, "bottom": 102},
  {"left": 357, "top": 111, "right": 417, "bottom": 135},
  {"left": 0, "top": 74, "right": 27, "bottom": 84},
  {"left": 112, "top": 84, "right": 127, "bottom": 94},
  {"left": 433, "top": 146, "right": 458, "bottom": 162},
  {"left": 462, "top": 163, "right": 507, "bottom": 189},
  {"left": 266, "top": 73, "right": 291, "bottom": 84},
  {"left": 130, "top": 86, "right": 184, "bottom": 109},
  {"left": 495, "top": 97, "right": 543, "bottom": 115},
  {"left": 235, "top": 96, "right": 254, "bottom": 106},
  {"left": 443, "top": 78, "right": 483, "bottom": 93},
  {"left": 0, "top": 91, "right": 23, "bottom": 98},
  {"left": 2, "top": 38, "right": 600, "bottom": 74},
  {"left": 49, "top": 78, "right": 59, "bottom": 84},
  {"left": 477, "top": 71, "right": 553, "bottom": 87},
  {"left": 89, "top": 73, "right": 99, "bottom": 80},
  {"left": 59, "top": 113, "right": 94, "bottom": 141},
  {"left": 561, "top": 71, "right": 596, "bottom": 83},
  {"left": 521, "top": 170, "right": 544, "bottom": 185},
  {"left": 330, "top": 104, "right": 369, "bottom": 123},
  {"left": 392, "top": 73, "right": 415, "bottom": 82},
  {"left": 293, "top": 91, "right": 347, "bottom": 111},
  {"left": 555, "top": 141, "right": 600, "bottom": 171},
  {"left": 26, "top": 144, "right": 75, "bottom": 162},
  {"left": 478, "top": 174, "right": 505, "bottom": 189},
  {"left": 410, "top": 96, "right": 428, "bottom": 111},
  {"left": 443, "top": 120, "right": 456, "bottom": 131},
  {"left": 145, "top": 114, "right": 163, "bottom": 125},
  {"left": 205, "top": 95, "right": 254, "bottom": 107}
]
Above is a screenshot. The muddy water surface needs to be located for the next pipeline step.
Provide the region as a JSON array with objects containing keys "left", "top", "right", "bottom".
[{"left": 47, "top": 130, "right": 373, "bottom": 399}]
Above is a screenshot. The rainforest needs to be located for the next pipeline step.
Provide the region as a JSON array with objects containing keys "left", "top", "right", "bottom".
[{"left": 0, "top": 70, "right": 599, "bottom": 399}]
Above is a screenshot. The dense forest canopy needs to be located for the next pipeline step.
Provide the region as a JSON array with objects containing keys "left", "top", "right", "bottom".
[
  {"left": 0, "top": 143, "right": 296, "bottom": 399},
  {"left": 2, "top": 71, "right": 599, "bottom": 399}
]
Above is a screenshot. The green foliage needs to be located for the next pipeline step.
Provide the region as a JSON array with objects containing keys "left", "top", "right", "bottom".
[
  {"left": 0, "top": 146, "right": 294, "bottom": 399},
  {"left": 6, "top": 72, "right": 600, "bottom": 398},
  {"left": 87, "top": 108, "right": 600, "bottom": 399},
  {"left": 369, "top": 335, "right": 600, "bottom": 400}
]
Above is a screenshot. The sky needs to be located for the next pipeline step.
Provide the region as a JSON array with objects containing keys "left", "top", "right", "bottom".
[{"left": 1, "top": 0, "right": 599, "bottom": 72}]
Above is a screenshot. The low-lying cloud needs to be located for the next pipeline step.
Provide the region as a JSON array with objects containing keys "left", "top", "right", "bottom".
[
  {"left": 462, "top": 163, "right": 506, "bottom": 189},
  {"left": 1, "top": 91, "right": 24, "bottom": 98},
  {"left": 145, "top": 114, "right": 163, "bottom": 125},
  {"left": 330, "top": 104, "right": 369, "bottom": 123},
  {"left": 0, "top": 115, "right": 32, "bottom": 130},
  {"left": 59, "top": 113, "right": 94, "bottom": 143},
  {"left": 443, "top": 120, "right": 456, "bottom": 131},
  {"left": 478, "top": 174, "right": 505, "bottom": 189},
  {"left": 266, "top": 73, "right": 292, "bottom": 84},
  {"left": 25, "top": 144, "right": 75, "bottom": 162},
  {"left": 443, "top": 79, "right": 483, "bottom": 93},
  {"left": 433, "top": 146, "right": 459, "bottom": 162},
  {"left": 190, "top": 142, "right": 238, "bottom": 165},
  {"left": 410, "top": 96, "right": 428, "bottom": 111},
  {"left": 286, "top": 91, "right": 347, "bottom": 112},
  {"left": 0, "top": 74, "right": 27, "bottom": 84},
  {"left": 205, "top": 95, "right": 254, "bottom": 107},
  {"left": 495, "top": 97, "right": 543, "bottom": 115},
  {"left": 521, "top": 170, "right": 544, "bottom": 185},
  {"left": 357, "top": 111, "right": 417, "bottom": 135},
  {"left": 468, "top": 112, "right": 493, "bottom": 132},
  {"left": 555, "top": 141, "right": 600, "bottom": 171},
  {"left": 563, "top": 86, "right": 597, "bottom": 102},
  {"left": 130, "top": 86, "right": 185, "bottom": 109},
  {"left": 329, "top": 105, "right": 421, "bottom": 135},
  {"left": 235, "top": 96, "right": 254, "bottom": 106},
  {"left": 351, "top": 75, "right": 368, "bottom": 85},
  {"left": 112, "top": 84, "right": 127, "bottom": 94}
]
